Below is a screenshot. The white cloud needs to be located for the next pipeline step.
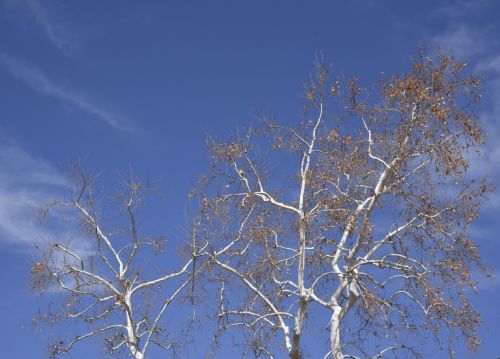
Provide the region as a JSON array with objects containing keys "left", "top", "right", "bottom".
[
  {"left": 431, "top": 0, "right": 490, "bottom": 20},
  {"left": 475, "top": 54, "right": 500, "bottom": 73},
  {"left": 475, "top": 270, "right": 500, "bottom": 290},
  {"left": 432, "top": 26, "right": 487, "bottom": 59},
  {"left": 0, "top": 140, "right": 96, "bottom": 263},
  {"left": 0, "top": 140, "right": 70, "bottom": 247},
  {"left": 0, "top": 54, "right": 131, "bottom": 131},
  {"left": 467, "top": 66, "right": 500, "bottom": 195},
  {"left": 430, "top": 23, "right": 500, "bottom": 210},
  {"left": 10, "top": 0, "right": 76, "bottom": 56}
]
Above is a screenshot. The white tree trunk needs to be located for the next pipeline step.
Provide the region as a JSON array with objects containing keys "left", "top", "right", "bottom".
[
  {"left": 330, "top": 306, "right": 343, "bottom": 359},
  {"left": 124, "top": 292, "right": 145, "bottom": 359}
]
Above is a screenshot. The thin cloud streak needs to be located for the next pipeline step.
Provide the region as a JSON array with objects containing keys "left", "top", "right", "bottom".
[
  {"left": 0, "top": 54, "right": 130, "bottom": 131},
  {"left": 16, "top": 0, "right": 75, "bottom": 56},
  {"left": 432, "top": 24, "right": 500, "bottom": 209},
  {"left": 0, "top": 140, "right": 94, "bottom": 259},
  {"left": 432, "top": 25, "right": 487, "bottom": 59},
  {"left": 431, "top": 0, "right": 490, "bottom": 20},
  {"left": 0, "top": 140, "right": 68, "bottom": 246}
]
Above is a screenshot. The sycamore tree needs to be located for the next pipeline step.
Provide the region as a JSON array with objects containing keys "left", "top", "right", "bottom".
[
  {"left": 31, "top": 168, "right": 206, "bottom": 359},
  {"left": 198, "top": 51, "right": 490, "bottom": 358}
]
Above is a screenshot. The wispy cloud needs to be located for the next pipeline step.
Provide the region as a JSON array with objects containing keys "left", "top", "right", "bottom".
[
  {"left": 0, "top": 54, "right": 130, "bottom": 131},
  {"left": 431, "top": 0, "right": 490, "bottom": 20},
  {"left": 0, "top": 140, "right": 69, "bottom": 247},
  {"left": 0, "top": 140, "right": 95, "bottom": 261},
  {"left": 430, "top": 0, "right": 494, "bottom": 59},
  {"left": 431, "top": 21, "right": 500, "bottom": 209},
  {"left": 475, "top": 270, "right": 500, "bottom": 290},
  {"left": 11, "top": 0, "right": 76, "bottom": 56},
  {"left": 432, "top": 26, "right": 487, "bottom": 59}
]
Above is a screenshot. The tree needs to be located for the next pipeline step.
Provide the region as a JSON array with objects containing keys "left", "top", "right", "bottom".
[
  {"left": 31, "top": 168, "right": 205, "bottom": 359},
  {"left": 198, "top": 51, "right": 490, "bottom": 358}
]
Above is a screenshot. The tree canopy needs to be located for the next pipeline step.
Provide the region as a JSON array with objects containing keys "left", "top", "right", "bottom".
[{"left": 33, "top": 50, "right": 491, "bottom": 359}]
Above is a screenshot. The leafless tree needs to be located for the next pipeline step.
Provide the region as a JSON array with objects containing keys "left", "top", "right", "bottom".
[
  {"left": 31, "top": 168, "right": 206, "bottom": 359},
  {"left": 198, "top": 51, "right": 490, "bottom": 358}
]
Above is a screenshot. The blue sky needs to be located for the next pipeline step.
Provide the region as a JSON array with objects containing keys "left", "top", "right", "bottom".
[{"left": 0, "top": 1, "right": 499, "bottom": 358}]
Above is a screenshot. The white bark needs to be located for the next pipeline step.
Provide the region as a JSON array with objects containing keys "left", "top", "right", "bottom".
[{"left": 330, "top": 305, "right": 343, "bottom": 359}]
